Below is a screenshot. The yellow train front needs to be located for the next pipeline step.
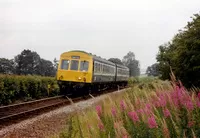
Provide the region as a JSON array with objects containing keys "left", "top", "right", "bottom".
[{"left": 56, "top": 50, "right": 129, "bottom": 96}]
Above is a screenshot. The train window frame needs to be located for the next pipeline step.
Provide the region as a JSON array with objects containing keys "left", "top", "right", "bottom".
[
  {"left": 60, "top": 60, "right": 70, "bottom": 70},
  {"left": 80, "top": 60, "right": 89, "bottom": 72},
  {"left": 70, "top": 60, "right": 79, "bottom": 71},
  {"left": 94, "top": 62, "right": 97, "bottom": 73}
]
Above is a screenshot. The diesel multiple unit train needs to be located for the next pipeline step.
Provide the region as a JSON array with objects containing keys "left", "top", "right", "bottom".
[{"left": 56, "top": 50, "right": 129, "bottom": 95}]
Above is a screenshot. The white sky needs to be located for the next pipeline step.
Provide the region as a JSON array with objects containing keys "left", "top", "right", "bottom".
[{"left": 0, "top": 0, "right": 200, "bottom": 71}]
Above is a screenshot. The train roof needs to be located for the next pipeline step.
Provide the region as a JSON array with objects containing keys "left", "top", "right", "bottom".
[
  {"left": 116, "top": 64, "right": 129, "bottom": 70},
  {"left": 65, "top": 50, "right": 129, "bottom": 69},
  {"left": 92, "top": 55, "right": 115, "bottom": 66}
]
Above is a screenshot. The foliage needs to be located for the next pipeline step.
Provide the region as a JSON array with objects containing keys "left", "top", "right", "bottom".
[
  {"left": 0, "top": 74, "right": 59, "bottom": 105},
  {"left": 122, "top": 51, "right": 140, "bottom": 77},
  {"left": 156, "top": 13, "right": 200, "bottom": 88},
  {"left": 15, "top": 49, "right": 41, "bottom": 75},
  {"left": 0, "top": 58, "right": 15, "bottom": 74},
  {"left": 108, "top": 58, "right": 123, "bottom": 65},
  {"left": 40, "top": 58, "right": 56, "bottom": 76},
  {"left": 0, "top": 49, "right": 56, "bottom": 76},
  {"left": 146, "top": 63, "right": 159, "bottom": 77},
  {"left": 60, "top": 80, "right": 200, "bottom": 137}
]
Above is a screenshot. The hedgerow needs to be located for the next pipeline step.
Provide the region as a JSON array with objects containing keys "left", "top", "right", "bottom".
[{"left": 0, "top": 74, "right": 59, "bottom": 105}]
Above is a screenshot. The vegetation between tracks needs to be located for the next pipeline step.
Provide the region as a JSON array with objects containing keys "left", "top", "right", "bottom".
[
  {"left": 0, "top": 74, "right": 59, "bottom": 105},
  {"left": 60, "top": 77, "right": 200, "bottom": 138}
]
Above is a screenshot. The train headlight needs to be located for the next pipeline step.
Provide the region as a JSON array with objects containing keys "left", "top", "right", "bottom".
[
  {"left": 78, "top": 77, "right": 82, "bottom": 80},
  {"left": 59, "top": 75, "right": 63, "bottom": 80},
  {"left": 83, "top": 77, "right": 86, "bottom": 82}
]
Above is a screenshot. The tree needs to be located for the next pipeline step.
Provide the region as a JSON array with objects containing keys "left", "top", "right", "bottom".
[
  {"left": 146, "top": 63, "right": 159, "bottom": 76},
  {"left": 122, "top": 51, "right": 140, "bottom": 77},
  {"left": 122, "top": 51, "right": 135, "bottom": 66},
  {"left": 0, "top": 58, "right": 15, "bottom": 74},
  {"left": 156, "top": 13, "right": 200, "bottom": 88},
  {"left": 53, "top": 58, "right": 59, "bottom": 70},
  {"left": 108, "top": 58, "right": 123, "bottom": 65},
  {"left": 40, "top": 59, "right": 56, "bottom": 76},
  {"left": 15, "top": 49, "right": 41, "bottom": 75}
]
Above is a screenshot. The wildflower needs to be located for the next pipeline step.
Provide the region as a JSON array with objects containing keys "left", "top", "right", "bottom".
[
  {"left": 159, "top": 99, "right": 167, "bottom": 107},
  {"left": 196, "top": 101, "right": 200, "bottom": 108},
  {"left": 96, "top": 105, "right": 102, "bottom": 117},
  {"left": 146, "top": 103, "right": 151, "bottom": 109},
  {"left": 120, "top": 100, "right": 126, "bottom": 111},
  {"left": 114, "top": 122, "right": 118, "bottom": 128},
  {"left": 148, "top": 116, "right": 158, "bottom": 128},
  {"left": 111, "top": 107, "right": 117, "bottom": 117},
  {"left": 198, "top": 93, "right": 200, "bottom": 100},
  {"left": 163, "top": 127, "right": 170, "bottom": 138},
  {"left": 88, "top": 124, "right": 91, "bottom": 129},
  {"left": 188, "top": 121, "right": 194, "bottom": 128},
  {"left": 136, "top": 109, "right": 144, "bottom": 114},
  {"left": 185, "top": 100, "right": 194, "bottom": 111},
  {"left": 128, "top": 111, "right": 139, "bottom": 122},
  {"left": 153, "top": 101, "right": 161, "bottom": 107},
  {"left": 144, "top": 108, "right": 152, "bottom": 115},
  {"left": 163, "top": 108, "right": 171, "bottom": 118},
  {"left": 123, "top": 135, "right": 128, "bottom": 138},
  {"left": 176, "top": 86, "right": 182, "bottom": 99},
  {"left": 172, "top": 98, "right": 179, "bottom": 107},
  {"left": 98, "top": 122, "right": 104, "bottom": 131}
]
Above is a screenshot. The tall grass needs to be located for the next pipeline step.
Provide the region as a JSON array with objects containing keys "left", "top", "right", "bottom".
[{"left": 60, "top": 79, "right": 200, "bottom": 138}]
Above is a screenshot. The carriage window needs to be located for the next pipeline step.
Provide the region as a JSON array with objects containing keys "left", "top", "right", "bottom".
[
  {"left": 80, "top": 61, "right": 89, "bottom": 71},
  {"left": 97, "top": 63, "right": 100, "bottom": 73},
  {"left": 61, "top": 60, "right": 70, "bottom": 70},
  {"left": 70, "top": 60, "right": 79, "bottom": 70},
  {"left": 94, "top": 63, "right": 97, "bottom": 72}
]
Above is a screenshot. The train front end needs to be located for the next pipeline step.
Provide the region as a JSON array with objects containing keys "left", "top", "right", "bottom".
[{"left": 56, "top": 51, "right": 93, "bottom": 95}]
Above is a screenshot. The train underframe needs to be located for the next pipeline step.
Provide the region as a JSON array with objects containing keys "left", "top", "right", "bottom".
[{"left": 57, "top": 80, "right": 128, "bottom": 97}]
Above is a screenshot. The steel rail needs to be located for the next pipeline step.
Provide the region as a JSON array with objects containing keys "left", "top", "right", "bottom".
[{"left": 0, "top": 87, "right": 128, "bottom": 128}]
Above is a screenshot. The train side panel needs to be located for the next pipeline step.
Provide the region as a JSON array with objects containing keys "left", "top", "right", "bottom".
[
  {"left": 116, "top": 64, "right": 129, "bottom": 82},
  {"left": 92, "top": 56, "right": 116, "bottom": 83}
]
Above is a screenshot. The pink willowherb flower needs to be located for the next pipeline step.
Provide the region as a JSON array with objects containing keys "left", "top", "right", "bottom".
[
  {"left": 128, "top": 111, "right": 139, "bottom": 122},
  {"left": 88, "top": 124, "right": 91, "bottom": 129},
  {"left": 136, "top": 109, "right": 144, "bottom": 114},
  {"left": 144, "top": 108, "right": 152, "bottom": 116},
  {"left": 198, "top": 93, "right": 200, "bottom": 100},
  {"left": 196, "top": 101, "right": 200, "bottom": 108},
  {"left": 120, "top": 100, "right": 126, "bottom": 111},
  {"left": 146, "top": 103, "right": 152, "bottom": 109},
  {"left": 96, "top": 105, "right": 102, "bottom": 117},
  {"left": 188, "top": 121, "right": 194, "bottom": 128},
  {"left": 111, "top": 107, "right": 117, "bottom": 117},
  {"left": 148, "top": 116, "right": 158, "bottom": 128},
  {"left": 98, "top": 122, "right": 104, "bottom": 131},
  {"left": 123, "top": 135, "right": 128, "bottom": 138},
  {"left": 159, "top": 98, "right": 167, "bottom": 107},
  {"left": 185, "top": 100, "right": 194, "bottom": 111},
  {"left": 163, "top": 108, "right": 171, "bottom": 118},
  {"left": 153, "top": 101, "right": 161, "bottom": 107},
  {"left": 176, "top": 86, "right": 182, "bottom": 99}
]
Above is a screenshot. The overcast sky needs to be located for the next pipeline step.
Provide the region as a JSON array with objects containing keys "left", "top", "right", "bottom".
[{"left": 0, "top": 0, "right": 200, "bottom": 71}]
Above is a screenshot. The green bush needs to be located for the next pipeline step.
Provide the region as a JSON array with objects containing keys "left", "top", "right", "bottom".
[{"left": 0, "top": 74, "right": 60, "bottom": 105}]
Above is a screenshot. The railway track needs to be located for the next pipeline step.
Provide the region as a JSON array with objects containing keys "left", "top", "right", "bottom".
[{"left": 0, "top": 87, "right": 127, "bottom": 128}]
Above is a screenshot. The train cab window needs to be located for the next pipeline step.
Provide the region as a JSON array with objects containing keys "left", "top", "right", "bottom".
[
  {"left": 61, "top": 60, "right": 70, "bottom": 70},
  {"left": 70, "top": 60, "right": 79, "bottom": 71},
  {"left": 80, "top": 61, "right": 89, "bottom": 71}
]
